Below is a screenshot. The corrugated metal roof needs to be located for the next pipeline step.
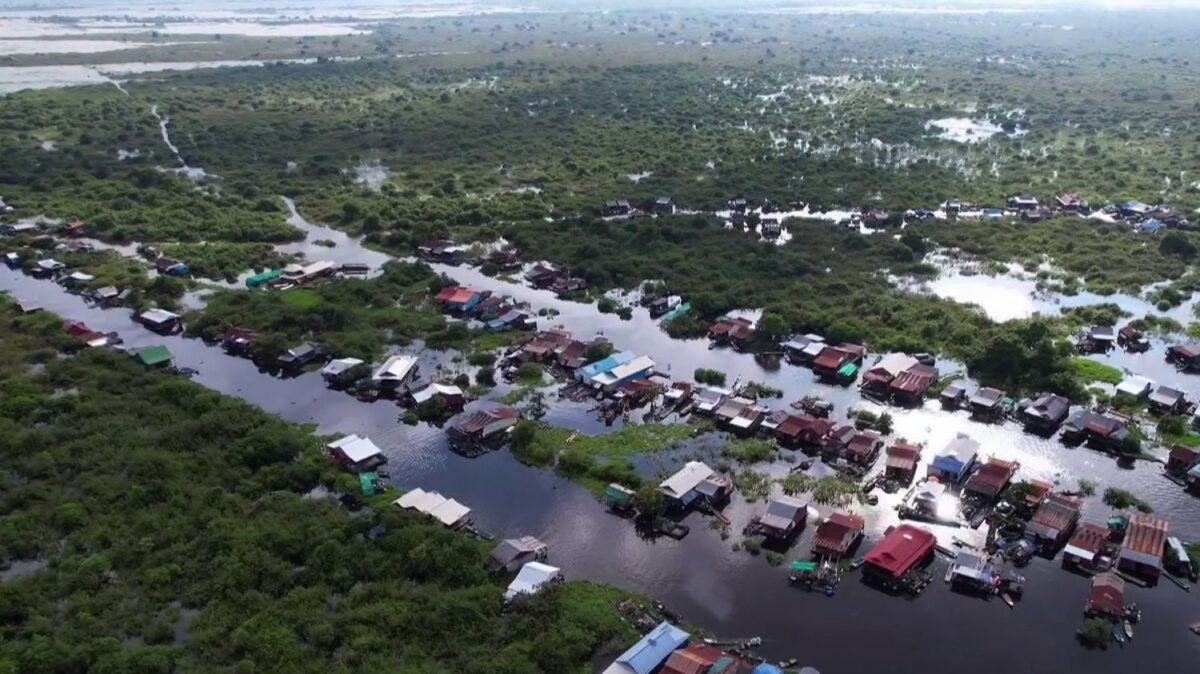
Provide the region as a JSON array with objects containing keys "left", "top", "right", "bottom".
[{"left": 1122, "top": 514, "right": 1168, "bottom": 557}]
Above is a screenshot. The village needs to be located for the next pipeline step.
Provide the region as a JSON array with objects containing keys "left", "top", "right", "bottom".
[{"left": 4, "top": 188, "right": 1200, "bottom": 664}]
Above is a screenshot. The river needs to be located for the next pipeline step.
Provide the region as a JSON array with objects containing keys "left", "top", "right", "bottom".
[{"left": 3, "top": 207, "right": 1200, "bottom": 671}]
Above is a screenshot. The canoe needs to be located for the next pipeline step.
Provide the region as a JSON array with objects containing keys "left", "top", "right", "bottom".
[
  {"left": 1001, "top": 593, "right": 1015, "bottom": 609},
  {"left": 1124, "top": 621, "right": 1134, "bottom": 640}
]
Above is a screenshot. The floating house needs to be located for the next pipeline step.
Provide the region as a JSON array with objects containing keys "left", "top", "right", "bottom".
[
  {"left": 555, "top": 339, "right": 592, "bottom": 370},
  {"left": 245, "top": 269, "right": 281, "bottom": 288},
  {"left": 576, "top": 351, "right": 635, "bottom": 384},
  {"left": 590, "top": 355, "right": 655, "bottom": 391},
  {"left": 604, "top": 483, "right": 636, "bottom": 512},
  {"left": 1056, "top": 193, "right": 1088, "bottom": 211},
  {"left": 601, "top": 199, "right": 632, "bottom": 217},
  {"left": 654, "top": 196, "right": 675, "bottom": 214},
  {"left": 811, "top": 511, "right": 865, "bottom": 558},
  {"left": 1148, "top": 385, "right": 1187, "bottom": 415},
  {"left": 1117, "top": 514, "right": 1168, "bottom": 583},
  {"left": 31, "top": 258, "right": 64, "bottom": 278},
  {"left": 782, "top": 334, "right": 825, "bottom": 364},
  {"left": 328, "top": 434, "right": 386, "bottom": 472},
  {"left": 812, "top": 344, "right": 865, "bottom": 383},
  {"left": 664, "top": 382, "right": 694, "bottom": 407},
  {"left": 60, "top": 270, "right": 95, "bottom": 289},
  {"left": 1085, "top": 573, "right": 1125, "bottom": 619},
  {"left": 415, "top": 239, "right": 464, "bottom": 262},
  {"left": 940, "top": 383, "right": 967, "bottom": 409},
  {"left": 221, "top": 326, "right": 257, "bottom": 355},
  {"left": 321, "top": 357, "right": 367, "bottom": 386},
  {"left": 277, "top": 343, "right": 321, "bottom": 369},
  {"left": 394, "top": 488, "right": 470, "bottom": 528},
  {"left": 154, "top": 257, "right": 189, "bottom": 276},
  {"left": 1166, "top": 444, "right": 1200, "bottom": 474},
  {"left": 487, "top": 536, "right": 549, "bottom": 574},
  {"left": 134, "top": 345, "right": 173, "bottom": 369},
  {"left": 708, "top": 316, "right": 756, "bottom": 349},
  {"left": 599, "top": 621, "right": 690, "bottom": 674},
  {"left": 1117, "top": 324, "right": 1149, "bottom": 352},
  {"left": 660, "top": 644, "right": 723, "bottom": 674},
  {"left": 948, "top": 552, "right": 998, "bottom": 594},
  {"left": 503, "top": 561, "right": 562, "bottom": 602},
  {"left": 516, "top": 329, "right": 573, "bottom": 363},
  {"left": 1166, "top": 343, "right": 1200, "bottom": 371},
  {"left": 889, "top": 363, "right": 938, "bottom": 405},
  {"left": 1027, "top": 493, "right": 1082, "bottom": 545},
  {"left": 433, "top": 285, "right": 488, "bottom": 313},
  {"left": 410, "top": 383, "right": 465, "bottom": 409},
  {"left": 1076, "top": 325, "right": 1116, "bottom": 353},
  {"left": 863, "top": 524, "right": 936, "bottom": 581},
  {"left": 775, "top": 413, "right": 835, "bottom": 448},
  {"left": 1115, "top": 375, "right": 1154, "bottom": 399},
  {"left": 692, "top": 385, "right": 730, "bottom": 416},
  {"left": 844, "top": 430, "right": 884, "bottom": 467},
  {"left": 660, "top": 461, "right": 731, "bottom": 507},
  {"left": 964, "top": 457, "right": 1017, "bottom": 500},
  {"left": 138, "top": 308, "right": 181, "bottom": 334},
  {"left": 860, "top": 353, "right": 919, "bottom": 399},
  {"left": 449, "top": 407, "right": 520, "bottom": 447},
  {"left": 371, "top": 354, "right": 420, "bottom": 391},
  {"left": 486, "top": 308, "right": 534, "bottom": 332},
  {"left": 968, "top": 386, "right": 1006, "bottom": 418},
  {"left": 1006, "top": 195, "right": 1039, "bottom": 211},
  {"left": 757, "top": 495, "right": 808, "bottom": 540},
  {"left": 884, "top": 442, "right": 922, "bottom": 484},
  {"left": 927, "top": 434, "right": 980, "bottom": 484},
  {"left": 1063, "top": 521, "right": 1110, "bottom": 569},
  {"left": 1060, "top": 410, "right": 1130, "bottom": 450},
  {"left": 1019, "top": 393, "right": 1070, "bottom": 433}
]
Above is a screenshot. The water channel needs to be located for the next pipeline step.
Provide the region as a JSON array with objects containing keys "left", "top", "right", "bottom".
[{"left": 3, "top": 203, "right": 1199, "bottom": 671}]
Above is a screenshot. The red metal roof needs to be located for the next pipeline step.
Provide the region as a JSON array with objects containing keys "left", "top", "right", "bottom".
[
  {"left": 845, "top": 431, "right": 881, "bottom": 459},
  {"left": 433, "top": 286, "right": 459, "bottom": 302},
  {"left": 865, "top": 524, "right": 935, "bottom": 577},
  {"left": 456, "top": 407, "right": 519, "bottom": 435},
  {"left": 966, "top": 458, "right": 1017, "bottom": 492},
  {"left": 812, "top": 512, "right": 865, "bottom": 555},
  {"left": 1169, "top": 444, "right": 1199, "bottom": 465},
  {"left": 1031, "top": 493, "right": 1082, "bottom": 533},
  {"left": 1068, "top": 521, "right": 1109, "bottom": 555},
  {"left": 812, "top": 346, "right": 851, "bottom": 370},
  {"left": 885, "top": 442, "right": 921, "bottom": 471},
  {"left": 890, "top": 365, "right": 937, "bottom": 394},
  {"left": 776, "top": 414, "right": 834, "bottom": 440},
  {"left": 64, "top": 320, "right": 93, "bottom": 337},
  {"left": 222, "top": 326, "right": 257, "bottom": 342},
  {"left": 1123, "top": 514, "right": 1168, "bottom": 557},
  {"left": 661, "top": 644, "right": 722, "bottom": 674},
  {"left": 1086, "top": 573, "right": 1125, "bottom": 617}
]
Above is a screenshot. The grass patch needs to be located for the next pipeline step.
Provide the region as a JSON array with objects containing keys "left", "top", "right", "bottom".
[
  {"left": 1070, "top": 357, "right": 1123, "bottom": 385},
  {"left": 280, "top": 288, "right": 323, "bottom": 310},
  {"left": 509, "top": 421, "right": 694, "bottom": 494},
  {"left": 721, "top": 438, "right": 776, "bottom": 464},
  {"left": 731, "top": 469, "right": 772, "bottom": 503}
]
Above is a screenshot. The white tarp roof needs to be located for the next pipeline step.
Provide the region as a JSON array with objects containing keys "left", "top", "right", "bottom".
[
  {"left": 67, "top": 271, "right": 95, "bottom": 281},
  {"left": 411, "top": 383, "right": 463, "bottom": 404},
  {"left": 660, "top": 461, "right": 715, "bottom": 498},
  {"left": 330, "top": 435, "right": 383, "bottom": 463},
  {"left": 870, "top": 353, "right": 919, "bottom": 378},
  {"left": 1116, "top": 375, "right": 1155, "bottom": 397},
  {"left": 592, "top": 355, "right": 655, "bottom": 385},
  {"left": 140, "top": 308, "right": 180, "bottom": 323},
  {"left": 394, "top": 488, "right": 470, "bottom": 527},
  {"left": 322, "top": 357, "right": 364, "bottom": 376},
  {"left": 503, "top": 561, "right": 561, "bottom": 600},
  {"left": 1063, "top": 544, "right": 1097, "bottom": 561},
  {"left": 373, "top": 354, "right": 418, "bottom": 382}
]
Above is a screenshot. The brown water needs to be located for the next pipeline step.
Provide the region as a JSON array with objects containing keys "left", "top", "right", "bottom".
[{"left": 4, "top": 214, "right": 1200, "bottom": 670}]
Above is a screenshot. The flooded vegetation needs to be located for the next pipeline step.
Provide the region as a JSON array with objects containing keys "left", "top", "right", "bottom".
[{"left": 3, "top": 2, "right": 1200, "bottom": 672}]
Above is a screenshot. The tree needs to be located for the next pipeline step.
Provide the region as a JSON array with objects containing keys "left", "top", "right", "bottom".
[
  {"left": 632, "top": 485, "right": 665, "bottom": 521},
  {"left": 1159, "top": 231, "right": 1196, "bottom": 258},
  {"left": 756, "top": 311, "right": 788, "bottom": 342},
  {"left": 1078, "top": 618, "right": 1111, "bottom": 647},
  {"left": 584, "top": 340, "right": 614, "bottom": 362}
]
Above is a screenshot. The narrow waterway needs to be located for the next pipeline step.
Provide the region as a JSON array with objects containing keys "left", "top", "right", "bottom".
[{"left": 4, "top": 211, "right": 1200, "bottom": 670}]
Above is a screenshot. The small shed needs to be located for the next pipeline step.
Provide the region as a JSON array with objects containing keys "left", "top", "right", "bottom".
[
  {"left": 758, "top": 495, "right": 808, "bottom": 539},
  {"left": 134, "top": 345, "right": 173, "bottom": 369},
  {"left": 503, "top": 561, "right": 562, "bottom": 601},
  {"left": 487, "top": 536, "right": 549, "bottom": 574},
  {"left": 1085, "top": 573, "right": 1125, "bottom": 618}
]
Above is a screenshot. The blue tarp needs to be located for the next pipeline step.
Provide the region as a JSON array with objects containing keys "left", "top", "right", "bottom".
[
  {"left": 930, "top": 454, "right": 964, "bottom": 478},
  {"left": 1136, "top": 218, "right": 1164, "bottom": 233},
  {"left": 752, "top": 665, "right": 784, "bottom": 674},
  {"left": 577, "top": 351, "right": 634, "bottom": 381},
  {"left": 608, "top": 621, "right": 689, "bottom": 674}
]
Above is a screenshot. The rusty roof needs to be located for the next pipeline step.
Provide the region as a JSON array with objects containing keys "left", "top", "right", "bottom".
[{"left": 1123, "top": 513, "right": 1169, "bottom": 557}]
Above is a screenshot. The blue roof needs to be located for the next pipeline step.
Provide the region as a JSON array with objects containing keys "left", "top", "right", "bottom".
[
  {"left": 611, "top": 621, "right": 689, "bottom": 674},
  {"left": 578, "top": 351, "right": 635, "bottom": 379},
  {"left": 983, "top": 208, "right": 1003, "bottom": 217},
  {"left": 486, "top": 309, "right": 525, "bottom": 329},
  {"left": 1137, "top": 218, "right": 1163, "bottom": 232},
  {"left": 931, "top": 454, "right": 965, "bottom": 475},
  {"left": 752, "top": 665, "right": 784, "bottom": 674}
]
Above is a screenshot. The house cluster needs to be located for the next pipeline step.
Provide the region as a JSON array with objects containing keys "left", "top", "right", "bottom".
[
  {"left": 524, "top": 260, "right": 586, "bottom": 296},
  {"left": 601, "top": 620, "right": 789, "bottom": 674},
  {"left": 3, "top": 245, "right": 131, "bottom": 308},
  {"left": 432, "top": 284, "right": 536, "bottom": 331}
]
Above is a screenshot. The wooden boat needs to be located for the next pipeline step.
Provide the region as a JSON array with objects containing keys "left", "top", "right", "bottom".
[
  {"left": 778, "top": 659, "right": 798, "bottom": 668},
  {"left": 850, "top": 558, "right": 865, "bottom": 570},
  {"left": 1164, "top": 573, "right": 1191, "bottom": 591},
  {"left": 1001, "top": 593, "right": 1015, "bottom": 609},
  {"left": 1123, "top": 620, "right": 1134, "bottom": 640},
  {"left": 1190, "top": 622, "right": 1200, "bottom": 635},
  {"left": 1112, "top": 624, "right": 1127, "bottom": 645}
]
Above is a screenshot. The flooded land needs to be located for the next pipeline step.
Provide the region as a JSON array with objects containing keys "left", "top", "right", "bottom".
[{"left": 3, "top": 2, "right": 1200, "bottom": 673}]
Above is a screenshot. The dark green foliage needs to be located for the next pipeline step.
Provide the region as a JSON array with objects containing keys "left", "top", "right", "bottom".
[
  {"left": 0, "top": 298, "right": 636, "bottom": 673},
  {"left": 694, "top": 368, "right": 727, "bottom": 386}
]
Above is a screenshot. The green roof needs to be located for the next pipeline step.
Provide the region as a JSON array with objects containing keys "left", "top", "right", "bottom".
[
  {"left": 245, "top": 269, "right": 281, "bottom": 287},
  {"left": 605, "top": 483, "right": 634, "bottom": 503},
  {"left": 135, "top": 345, "right": 172, "bottom": 367},
  {"left": 359, "top": 472, "right": 378, "bottom": 496},
  {"left": 838, "top": 361, "right": 859, "bottom": 377},
  {"left": 790, "top": 560, "right": 817, "bottom": 572}
]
